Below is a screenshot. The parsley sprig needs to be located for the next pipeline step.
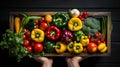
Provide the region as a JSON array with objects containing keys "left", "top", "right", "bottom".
[{"left": 0, "top": 29, "right": 28, "bottom": 62}]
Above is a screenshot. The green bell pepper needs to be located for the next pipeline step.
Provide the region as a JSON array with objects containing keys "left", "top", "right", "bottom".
[
  {"left": 43, "top": 40, "right": 56, "bottom": 53},
  {"left": 53, "top": 13, "right": 70, "bottom": 28},
  {"left": 73, "top": 30, "right": 85, "bottom": 42}
]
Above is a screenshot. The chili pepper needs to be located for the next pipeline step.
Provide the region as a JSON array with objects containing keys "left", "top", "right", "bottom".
[
  {"left": 53, "top": 13, "right": 70, "bottom": 28},
  {"left": 46, "top": 26, "right": 60, "bottom": 41},
  {"left": 55, "top": 41, "right": 67, "bottom": 54},
  {"left": 80, "top": 36, "right": 89, "bottom": 47},
  {"left": 43, "top": 40, "right": 56, "bottom": 53},
  {"left": 67, "top": 42, "right": 74, "bottom": 53},
  {"left": 68, "top": 17, "right": 82, "bottom": 31},
  {"left": 19, "top": 13, "right": 41, "bottom": 33},
  {"left": 73, "top": 30, "right": 85, "bottom": 42},
  {"left": 31, "top": 29, "right": 44, "bottom": 42},
  {"left": 73, "top": 41, "right": 83, "bottom": 53}
]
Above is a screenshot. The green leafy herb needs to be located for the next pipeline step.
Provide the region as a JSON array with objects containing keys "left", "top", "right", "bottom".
[{"left": 0, "top": 29, "right": 28, "bottom": 62}]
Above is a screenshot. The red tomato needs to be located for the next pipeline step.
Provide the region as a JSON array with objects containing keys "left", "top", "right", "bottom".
[
  {"left": 90, "top": 38, "right": 95, "bottom": 43},
  {"left": 96, "top": 40, "right": 101, "bottom": 45},
  {"left": 87, "top": 42, "right": 97, "bottom": 53},
  {"left": 83, "top": 11, "right": 88, "bottom": 15},
  {"left": 84, "top": 14, "right": 88, "bottom": 18},
  {"left": 35, "top": 19, "right": 39, "bottom": 24},
  {"left": 94, "top": 33, "right": 99, "bottom": 38},
  {"left": 31, "top": 41, "right": 36, "bottom": 47},
  {"left": 78, "top": 15, "right": 82, "bottom": 19},
  {"left": 81, "top": 17, "right": 85, "bottom": 21},
  {"left": 98, "top": 32, "right": 101, "bottom": 36},
  {"left": 22, "top": 34, "right": 27, "bottom": 40},
  {"left": 23, "top": 39, "right": 30, "bottom": 47},
  {"left": 94, "top": 32, "right": 101, "bottom": 38},
  {"left": 25, "top": 31, "right": 31, "bottom": 37},
  {"left": 39, "top": 22, "right": 48, "bottom": 31},
  {"left": 87, "top": 35, "right": 91, "bottom": 39},
  {"left": 27, "top": 46, "right": 32, "bottom": 53},
  {"left": 33, "top": 43, "right": 43, "bottom": 53},
  {"left": 23, "top": 28, "right": 27, "bottom": 33},
  {"left": 40, "top": 17, "right": 45, "bottom": 22}
]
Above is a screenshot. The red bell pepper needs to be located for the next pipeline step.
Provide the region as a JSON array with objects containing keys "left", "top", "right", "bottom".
[{"left": 46, "top": 26, "right": 60, "bottom": 40}]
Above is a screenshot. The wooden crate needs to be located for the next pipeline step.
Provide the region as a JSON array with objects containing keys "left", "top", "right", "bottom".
[{"left": 9, "top": 12, "right": 111, "bottom": 57}]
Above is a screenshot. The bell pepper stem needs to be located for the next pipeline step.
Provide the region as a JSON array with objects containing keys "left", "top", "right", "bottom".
[
  {"left": 69, "top": 44, "right": 73, "bottom": 48},
  {"left": 35, "top": 33, "right": 40, "bottom": 38},
  {"left": 76, "top": 46, "right": 80, "bottom": 50},
  {"left": 50, "top": 31, "right": 56, "bottom": 36},
  {"left": 53, "top": 45, "right": 60, "bottom": 49}
]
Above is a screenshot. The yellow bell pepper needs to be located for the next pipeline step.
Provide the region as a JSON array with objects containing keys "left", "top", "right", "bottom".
[
  {"left": 31, "top": 29, "right": 45, "bottom": 42},
  {"left": 98, "top": 43, "right": 107, "bottom": 53},
  {"left": 73, "top": 41, "right": 83, "bottom": 53},
  {"left": 68, "top": 18, "right": 82, "bottom": 31},
  {"left": 67, "top": 42, "right": 74, "bottom": 53},
  {"left": 55, "top": 41, "right": 67, "bottom": 54},
  {"left": 80, "top": 36, "right": 89, "bottom": 47}
]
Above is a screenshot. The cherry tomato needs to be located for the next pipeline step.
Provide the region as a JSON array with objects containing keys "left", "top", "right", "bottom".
[
  {"left": 94, "top": 32, "right": 101, "bottom": 38},
  {"left": 84, "top": 14, "right": 88, "bottom": 18},
  {"left": 40, "top": 17, "right": 45, "bottom": 22},
  {"left": 33, "top": 43, "right": 43, "bottom": 53},
  {"left": 83, "top": 11, "right": 88, "bottom": 15},
  {"left": 23, "top": 28, "right": 27, "bottom": 33},
  {"left": 39, "top": 22, "right": 48, "bottom": 31},
  {"left": 90, "top": 38, "right": 95, "bottom": 43},
  {"left": 35, "top": 19, "right": 39, "bottom": 24},
  {"left": 98, "top": 32, "right": 101, "bottom": 36},
  {"left": 87, "top": 35, "right": 91, "bottom": 39},
  {"left": 78, "top": 15, "right": 82, "bottom": 19},
  {"left": 94, "top": 33, "right": 99, "bottom": 38},
  {"left": 22, "top": 34, "right": 27, "bottom": 40},
  {"left": 31, "top": 41, "right": 36, "bottom": 47},
  {"left": 27, "top": 46, "right": 32, "bottom": 53},
  {"left": 25, "top": 31, "right": 31, "bottom": 37},
  {"left": 23, "top": 39, "right": 30, "bottom": 47},
  {"left": 96, "top": 40, "right": 101, "bottom": 45},
  {"left": 87, "top": 42, "right": 97, "bottom": 53}
]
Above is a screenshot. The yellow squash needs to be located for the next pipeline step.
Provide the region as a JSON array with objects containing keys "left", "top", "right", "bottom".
[{"left": 15, "top": 17, "right": 21, "bottom": 34}]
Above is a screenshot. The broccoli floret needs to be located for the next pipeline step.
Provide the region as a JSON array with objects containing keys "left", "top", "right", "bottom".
[{"left": 82, "top": 17, "right": 101, "bottom": 36}]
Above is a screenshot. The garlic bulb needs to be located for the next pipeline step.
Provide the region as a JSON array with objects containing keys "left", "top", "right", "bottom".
[{"left": 69, "top": 9, "right": 80, "bottom": 18}]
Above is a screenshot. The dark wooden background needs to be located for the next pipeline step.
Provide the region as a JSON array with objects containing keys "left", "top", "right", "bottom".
[{"left": 0, "top": 0, "right": 120, "bottom": 67}]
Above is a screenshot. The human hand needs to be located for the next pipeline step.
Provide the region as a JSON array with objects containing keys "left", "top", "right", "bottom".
[
  {"left": 33, "top": 56, "right": 53, "bottom": 67},
  {"left": 66, "top": 56, "right": 89, "bottom": 67}
]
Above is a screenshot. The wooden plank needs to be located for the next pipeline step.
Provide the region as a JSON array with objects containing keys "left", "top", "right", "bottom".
[
  {"left": 107, "top": 13, "right": 112, "bottom": 56},
  {"left": 10, "top": 12, "right": 111, "bottom": 16},
  {"left": 9, "top": 15, "right": 14, "bottom": 31}
]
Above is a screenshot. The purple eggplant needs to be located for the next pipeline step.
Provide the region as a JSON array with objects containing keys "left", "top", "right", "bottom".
[{"left": 60, "top": 30, "right": 73, "bottom": 44}]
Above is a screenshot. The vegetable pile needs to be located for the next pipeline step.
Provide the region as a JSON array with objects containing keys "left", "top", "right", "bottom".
[{"left": 0, "top": 9, "right": 112, "bottom": 62}]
